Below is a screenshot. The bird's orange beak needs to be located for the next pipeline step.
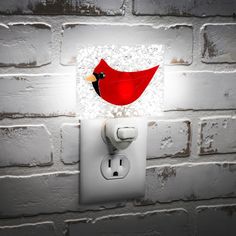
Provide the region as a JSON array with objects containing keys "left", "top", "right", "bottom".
[{"left": 86, "top": 74, "right": 97, "bottom": 82}]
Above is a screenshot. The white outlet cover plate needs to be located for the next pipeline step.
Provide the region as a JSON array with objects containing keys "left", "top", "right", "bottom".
[{"left": 80, "top": 117, "right": 147, "bottom": 205}]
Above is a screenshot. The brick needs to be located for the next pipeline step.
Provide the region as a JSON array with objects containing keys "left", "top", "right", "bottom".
[
  {"left": 61, "top": 123, "right": 79, "bottom": 164},
  {"left": 0, "top": 171, "right": 122, "bottom": 217},
  {"left": 201, "top": 24, "right": 236, "bottom": 63},
  {"left": 0, "top": 0, "right": 125, "bottom": 15},
  {"left": 133, "top": 0, "right": 236, "bottom": 17},
  {"left": 66, "top": 209, "right": 190, "bottom": 236},
  {"left": 0, "top": 125, "right": 53, "bottom": 167},
  {"left": 147, "top": 119, "right": 191, "bottom": 158},
  {"left": 196, "top": 204, "right": 236, "bottom": 236},
  {"left": 0, "top": 74, "right": 76, "bottom": 117},
  {"left": 165, "top": 72, "right": 236, "bottom": 110},
  {"left": 0, "top": 23, "right": 51, "bottom": 67},
  {"left": 199, "top": 116, "right": 236, "bottom": 155},
  {"left": 61, "top": 24, "right": 192, "bottom": 65},
  {"left": 136, "top": 163, "right": 236, "bottom": 205},
  {"left": 0, "top": 222, "right": 56, "bottom": 236},
  {"left": 0, "top": 171, "right": 79, "bottom": 217}
]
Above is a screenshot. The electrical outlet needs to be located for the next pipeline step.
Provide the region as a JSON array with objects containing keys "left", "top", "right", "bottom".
[
  {"left": 80, "top": 117, "right": 147, "bottom": 205},
  {"left": 100, "top": 154, "right": 130, "bottom": 180}
]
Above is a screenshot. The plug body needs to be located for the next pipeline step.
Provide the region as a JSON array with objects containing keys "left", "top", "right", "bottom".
[{"left": 105, "top": 118, "right": 138, "bottom": 150}]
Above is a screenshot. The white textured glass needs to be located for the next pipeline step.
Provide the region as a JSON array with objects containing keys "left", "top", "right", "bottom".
[{"left": 76, "top": 45, "right": 164, "bottom": 119}]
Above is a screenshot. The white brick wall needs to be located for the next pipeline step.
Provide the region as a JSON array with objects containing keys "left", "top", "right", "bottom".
[
  {"left": 196, "top": 204, "right": 236, "bottom": 236},
  {"left": 133, "top": 0, "right": 236, "bottom": 16},
  {"left": 165, "top": 72, "right": 236, "bottom": 110},
  {"left": 0, "top": 171, "right": 80, "bottom": 217},
  {"left": 0, "top": 125, "right": 52, "bottom": 167},
  {"left": 147, "top": 119, "right": 191, "bottom": 158},
  {"left": 201, "top": 24, "right": 236, "bottom": 63},
  {"left": 199, "top": 116, "right": 236, "bottom": 155},
  {"left": 136, "top": 163, "right": 236, "bottom": 205},
  {"left": 0, "top": 0, "right": 126, "bottom": 15},
  {"left": 61, "top": 24, "right": 193, "bottom": 65},
  {"left": 0, "top": 23, "right": 52, "bottom": 67},
  {"left": 66, "top": 209, "right": 190, "bottom": 236},
  {"left": 60, "top": 123, "right": 79, "bottom": 164},
  {"left": 0, "top": 0, "right": 236, "bottom": 235},
  {"left": 0, "top": 74, "right": 76, "bottom": 117},
  {"left": 0, "top": 222, "right": 56, "bottom": 236}
]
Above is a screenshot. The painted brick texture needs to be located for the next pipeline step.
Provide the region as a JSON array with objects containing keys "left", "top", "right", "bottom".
[
  {"left": 61, "top": 24, "right": 193, "bottom": 65},
  {"left": 0, "top": 222, "right": 56, "bottom": 236},
  {"left": 61, "top": 123, "right": 79, "bottom": 164},
  {"left": 0, "top": 125, "right": 52, "bottom": 167},
  {"left": 199, "top": 116, "right": 236, "bottom": 155},
  {"left": 147, "top": 119, "right": 191, "bottom": 158},
  {"left": 201, "top": 24, "right": 236, "bottom": 63},
  {"left": 0, "top": 23, "right": 52, "bottom": 67},
  {"left": 66, "top": 209, "right": 190, "bottom": 236},
  {"left": 196, "top": 204, "right": 236, "bottom": 236},
  {"left": 133, "top": 0, "right": 236, "bottom": 17},
  {"left": 136, "top": 163, "right": 236, "bottom": 205},
  {"left": 165, "top": 72, "right": 236, "bottom": 110},
  {"left": 0, "top": 74, "right": 76, "bottom": 117},
  {"left": 0, "top": 171, "right": 79, "bottom": 217},
  {"left": 0, "top": 0, "right": 126, "bottom": 15}
]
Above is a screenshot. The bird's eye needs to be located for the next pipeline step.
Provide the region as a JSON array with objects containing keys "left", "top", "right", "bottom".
[{"left": 98, "top": 72, "right": 105, "bottom": 79}]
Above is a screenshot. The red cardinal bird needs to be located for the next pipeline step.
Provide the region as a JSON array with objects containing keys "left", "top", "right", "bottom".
[{"left": 86, "top": 59, "right": 159, "bottom": 106}]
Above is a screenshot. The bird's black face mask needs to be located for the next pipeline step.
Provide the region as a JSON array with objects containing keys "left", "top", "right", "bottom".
[{"left": 92, "top": 72, "right": 106, "bottom": 96}]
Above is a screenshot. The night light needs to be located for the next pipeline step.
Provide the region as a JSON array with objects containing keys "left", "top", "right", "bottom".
[{"left": 77, "top": 45, "right": 164, "bottom": 205}]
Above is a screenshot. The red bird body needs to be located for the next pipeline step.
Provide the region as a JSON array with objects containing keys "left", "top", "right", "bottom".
[{"left": 88, "top": 59, "right": 159, "bottom": 106}]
